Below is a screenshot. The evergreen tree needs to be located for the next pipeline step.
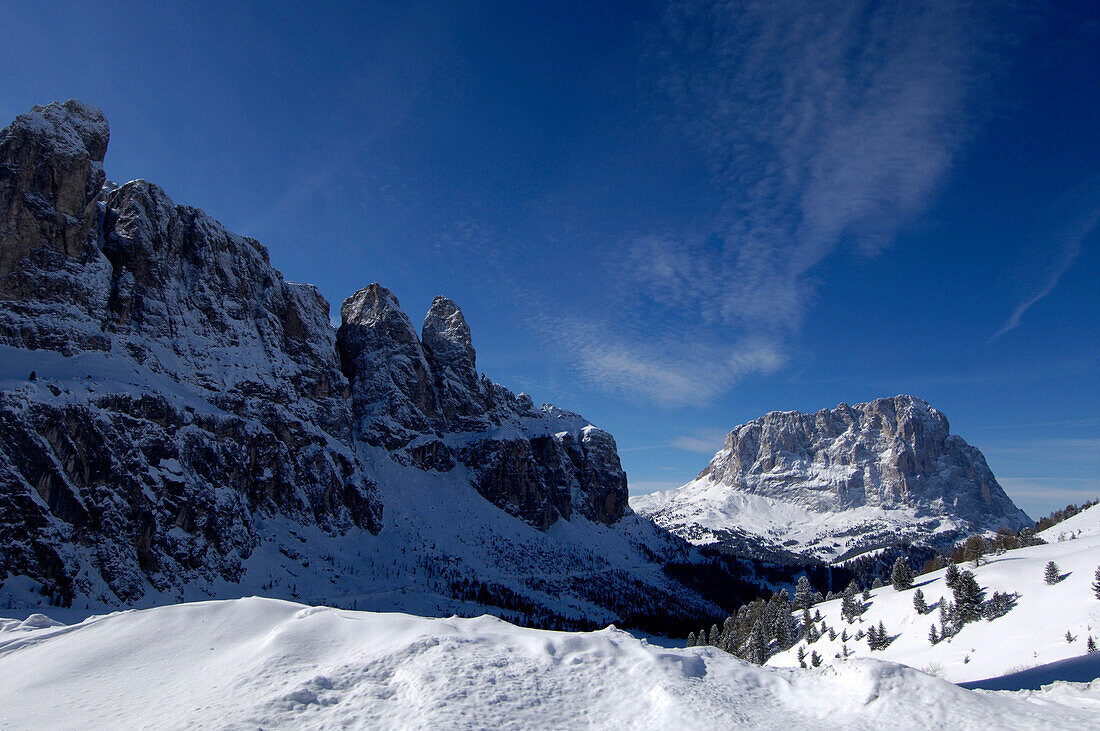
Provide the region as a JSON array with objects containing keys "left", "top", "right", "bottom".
[
  {"left": 747, "top": 620, "right": 768, "bottom": 665},
  {"left": 1065, "top": 630, "right": 1076, "bottom": 643},
  {"left": 801, "top": 607, "right": 813, "bottom": 637},
  {"left": 1092, "top": 566, "right": 1100, "bottom": 600},
  {"left": 855, "top": 628, "right": 864, "bottom": 641},
  {"left": 1088, "top": 636, "right": 1097, "bottom": 654},
  {"left": 945, "top": 563, "right": 960, "bottom": 589},
  {"left": 1045, "top": 561, "right": 1061, "bottom": 585},
  {"left": 841, "top": 593, "right": 856, "bottom": 624},
  {"left": 913, "top": 588, "right": 927, "bottom": 614},
  {"left": 813, "top": 609, "right": 822, "bottom": 623},
  {"left": 952, "top": 570, "right": 984, "bottom": 625},
  {"left": 871, "top": 578, "right": 883, "bottom": 591},
  {"left": 686, "top": 631, "right": 695, "bottom": 647},
  {"left": 841, "top": 629, "right": 849, "bottom": 642},
  {"left": 810, "top": 650, "right": 822, "bottom": 667},
  {"left": 867, "top": 624, "right": 879, "bottom": 651},
  {"left": 876, "top": 620, "right": 888, "bottom": 648},
  {"left": 794, "top": 576, "right": 814, "bottom": 609},
  {"left": 797, "top": 645, "right": 807, "bottom": 668},
  {"left": 891, "top": 556, "right": 915, "bottom": 591},
  {"left": 827, "top": 627, "right": 837, "bottom": 641},
  {"left": 710, "top": 624, "right": 720, "bottom": 646},
  {"left": 929, "top": 624, "right": 939, "bottom": 645}
]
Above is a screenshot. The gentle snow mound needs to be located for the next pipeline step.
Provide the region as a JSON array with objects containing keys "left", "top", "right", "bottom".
[{"left": 0, "top": 598, "right": 1091, "bottom": 729}]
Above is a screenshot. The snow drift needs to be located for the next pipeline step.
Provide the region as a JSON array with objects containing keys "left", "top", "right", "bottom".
[{"left": 0, "top": 597, "right": 1093, "bottom": 730}]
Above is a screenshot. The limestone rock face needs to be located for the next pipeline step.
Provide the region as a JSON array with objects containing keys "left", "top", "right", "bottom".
[
  {"left": 633, "top": 396, "right": 1032, "bottom": 562},
  {"left": 0, "top": 101, "right": 381, "bottom": 606},
  {"left": 0, "top": 100, "right": 636, "bottom": 615},
  {"left": 337, "top": 283, "right": 629, "bottom": 529}
]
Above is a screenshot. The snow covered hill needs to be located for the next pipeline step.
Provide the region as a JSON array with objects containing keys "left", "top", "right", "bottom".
[
  {"left": 632, "top": 396, "right": 1031, "bottom": 562},
  {"left": 1, "top": 597, "right": 1095, "bottom": 729},
  {"left": 768, "top": 503, "right": 1100, "bottom": 685}
]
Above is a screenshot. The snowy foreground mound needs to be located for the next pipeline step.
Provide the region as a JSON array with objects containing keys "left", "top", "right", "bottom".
[{"left": 0, "top": 598, "right": 1093, "bottom": 729}]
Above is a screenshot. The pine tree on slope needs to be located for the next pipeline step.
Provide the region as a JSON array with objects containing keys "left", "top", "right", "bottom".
[
  {"left": 1092, "top": 566, "right": 1100, "bottom": 600},
  {"left": 953, "top": 570, "right": 985, "bottom": 625},
  {"left": 747, "top": 620, "right": 768, "bottom": 665},
  {"left": 1045, "top": 561, "right": 1061, "bottom": 585},
  {"left": 913, "top": 588, "right": 928, "bottom": 615},
  {"left": 945, "top": 563, "right": 960, "bottom": 589},
  {"left": 891, "top": 556, "right": 915, "bottom": 591}
]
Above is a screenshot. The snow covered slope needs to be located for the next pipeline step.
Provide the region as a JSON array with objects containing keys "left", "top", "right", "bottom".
[
  {"left": 633, "top": 396, "right": 1031, "bottom": 562},
  {"left": 1039, "top": 502, "right": 1100, "bottom": 542},
  {"left": 0, "top": 597, "right": 1094, "bottom": 730},
  {"left": 768, "top": 507, "right": 1100, "bottom": 684}
]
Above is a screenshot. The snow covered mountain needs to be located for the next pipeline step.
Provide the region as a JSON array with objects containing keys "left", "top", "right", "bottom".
[
  {"left": 2, "top": 596, "right": 1096, "bottom": 729},
  {"left": 632, "top": 396, "right": 1031, "bottom": 562},
  {"left": 768, "top": 502, "right": 1100, "bottom": 686},
  {"left": 0, "top": 100, "right": 717, "bottom": 628}
]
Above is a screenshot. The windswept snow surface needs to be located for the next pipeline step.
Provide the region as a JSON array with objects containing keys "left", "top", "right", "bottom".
[
  {"left": 769, "top": 504, "right": 1100, "bottom": 686},
  {"left": 0, "top": 598, "right": 1094, "bottom": 730}
]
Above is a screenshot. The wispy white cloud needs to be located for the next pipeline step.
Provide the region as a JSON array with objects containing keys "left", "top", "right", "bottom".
[
  {"left": 992, "top": 174, "right": 1100, "bottom": 340},
  {"left": 670, "top": 427, "right": 730, "bottom": 454},
  {"left": 560, "top": 0, "right": 1021, "bottom": 405}
]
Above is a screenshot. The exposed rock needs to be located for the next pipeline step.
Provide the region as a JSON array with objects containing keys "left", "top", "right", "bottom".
[
  {"left": 633, "top": 396, "right": 1031, "bottom": 562},
  {"left": 0, "top": 101, "right": 381, "bottom": 607},
  {"left": 0, "top": 100, "right": 642, "bottom": 622},
  {"left": 336, "top": 283, "right": 629, "bottom": 529}
]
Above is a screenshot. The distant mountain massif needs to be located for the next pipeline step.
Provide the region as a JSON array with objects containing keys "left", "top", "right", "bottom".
[{"left": 632, "top": 395, "right": 1031, "bottom": 563}]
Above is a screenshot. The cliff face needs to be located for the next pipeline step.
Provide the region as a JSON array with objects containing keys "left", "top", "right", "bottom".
[
  {"left": 0, "top": 101, "right": 381, "bottom": 606},
  {"left": 337, "top": 284, "right": 628, "bottom": 530},
  {"left": 0, "top": 101, "right": 644, "bottom": 619},
  {"left": 633, "top": 396, "right": 1031, "bottom": 562}
]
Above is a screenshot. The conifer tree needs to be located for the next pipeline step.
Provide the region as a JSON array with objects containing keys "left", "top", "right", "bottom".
[
  {"left": 867, "top": 624, "right": 878, "bottom": 650},
  {"left": 1065, "top": 630, "right": 1076, "bottom": 643},
  {"left": 828, "top": 627, "right": 837, "bottom": 641},
  {"left": 794, "top": 576, "right": 814, "bottom": 609},
  {"left": 871, "top": 578, "right": 883, "bottom": 591},
  {"left": 810, "top": 650, "right": 822, "bottom": 667},
  {"left": 891, "top": 556, "right": 915, "bottom": 590},
  {"left": 876, "top": 620, "right": 888, "bottom": 648},
  {"left": 952, "top": 570, "right": 984, "bottom": 625},
  {"left": 1045, "top": 561, "right": 1061, "bottom": 585},
  {"left": 710, "top": 624, "right": 720, "bottom": 646},
  {"left": 797, "top": 645, "right": 807, "bottom": 668},
  {"left": 945, "top": 563, "right": 960, "bottom": 588},
  {"left": 1088, "top": 636, "right": 1097, "bottom": 654},
  {"left": 1092, "top": 566, "right": 1100, "bottom": 600},
  {"left": 686, "top": 631, "right": 695, "bottom": 647},
  {"left": 913, "top": 588, "right": 927, "bottom": 614},
  {"left": 747, "top": 620, "right": 768, "bottom": 665},
  {"left": 929, "top": 624, "right": 939, "bottom": 645}
]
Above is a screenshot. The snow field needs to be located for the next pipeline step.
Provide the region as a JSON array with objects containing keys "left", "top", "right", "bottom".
[{"left": 1, "top": 597, "right": 1094, "bottom": 730}]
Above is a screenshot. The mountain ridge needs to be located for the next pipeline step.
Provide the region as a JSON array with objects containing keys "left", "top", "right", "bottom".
[{"left": 0, "top": 100, "right": 719, "bottom": 628}]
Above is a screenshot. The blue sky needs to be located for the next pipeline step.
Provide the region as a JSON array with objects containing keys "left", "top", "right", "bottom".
[{"left": 3, "top": 0, "right": 1097, "bottom": 516}]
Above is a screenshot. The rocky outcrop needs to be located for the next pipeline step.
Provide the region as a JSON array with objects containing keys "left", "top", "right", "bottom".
[
  {"left": 633, "top": 396, "right": 1031, "bottom": 562},
  {"left": 0, "top": 101, "right": 381, "bottom": 606},
  {"left": 337, "top": 283, "right": 628, "bottom": 530},
  {"left": 0, "top": 100, "right": 631, "bottom": 612}
]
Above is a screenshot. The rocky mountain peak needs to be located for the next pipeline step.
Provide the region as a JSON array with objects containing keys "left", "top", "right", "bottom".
[
  {"left": 0, "top": 100, "right": 110, "bottom": 308},
  {"left": 634, "top": 395, "right": 1031, "bottom": 562},
  {"left": 422, "top": 295, "right": 476, "bottom": 372}
]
